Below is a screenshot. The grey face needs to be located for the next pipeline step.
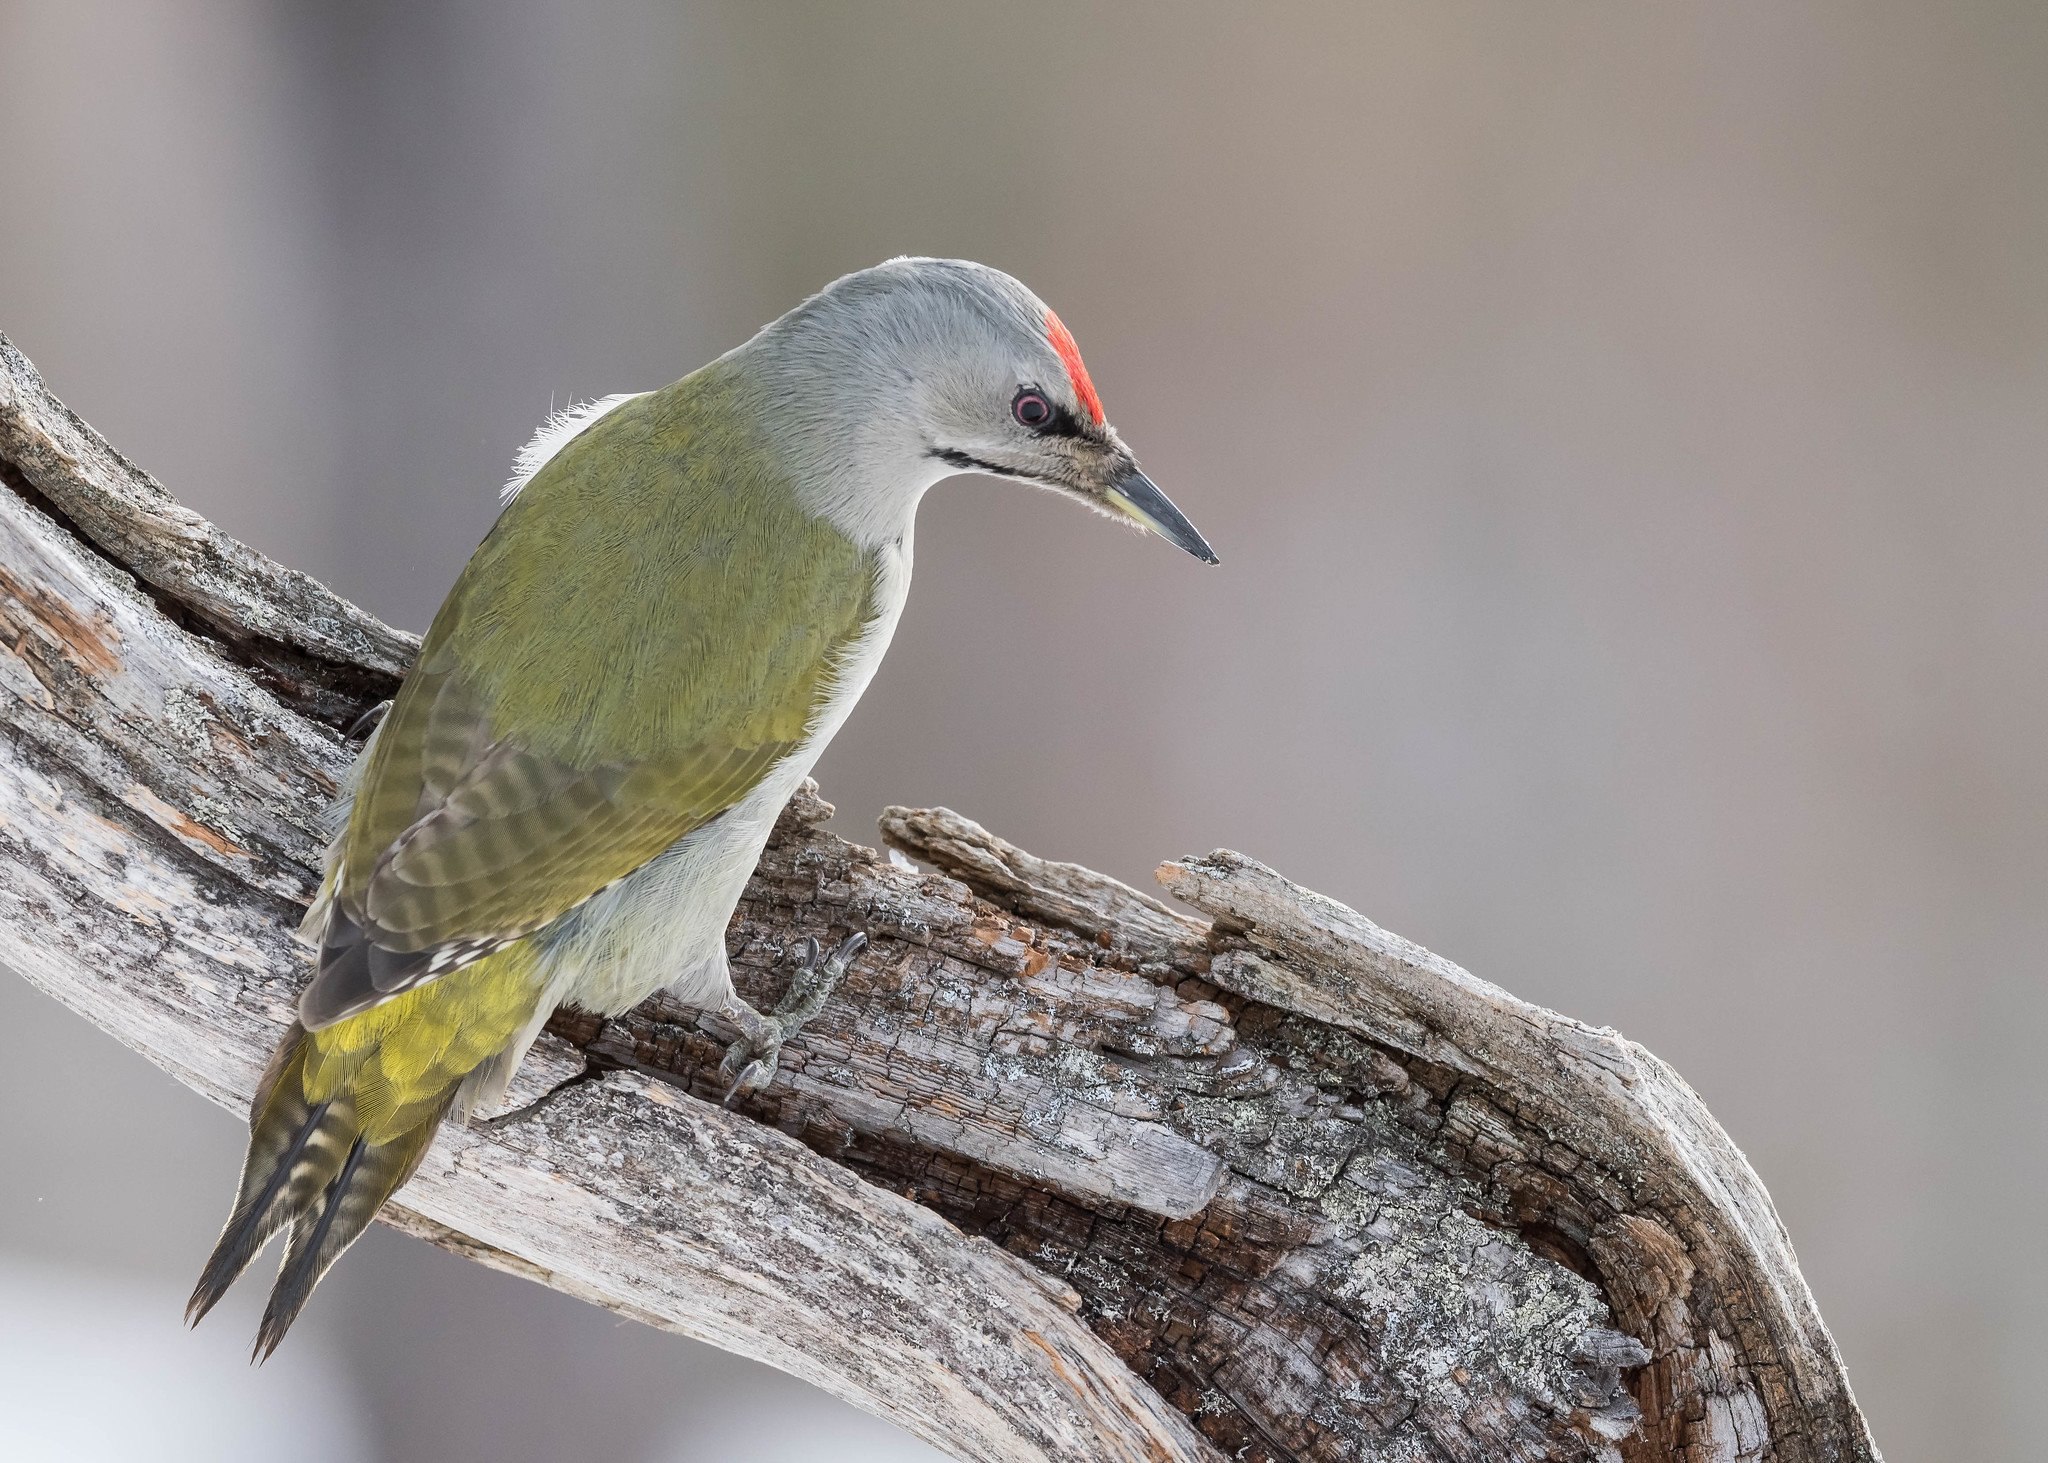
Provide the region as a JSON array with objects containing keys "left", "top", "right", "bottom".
[
  {"left": 902, "top": 266, "right": 1218, "bottom": 564},
  {"left": 927, "top": 380, "right": 1218, "bottom": 565},
  {"left": 766, "top": 257, "right": 1219, "bottom": 563}
]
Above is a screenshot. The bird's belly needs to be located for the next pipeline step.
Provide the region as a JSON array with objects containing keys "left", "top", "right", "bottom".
[{"left": 533, "top": 766, "right": 795, "bottom": 1015}]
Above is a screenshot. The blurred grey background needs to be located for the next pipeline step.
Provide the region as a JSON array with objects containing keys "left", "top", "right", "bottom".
[{"left": 2, "top": 2, "right": 2042, "bottom": 1459}]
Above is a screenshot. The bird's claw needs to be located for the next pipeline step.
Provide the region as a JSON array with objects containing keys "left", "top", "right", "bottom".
[
  {"left": 718, "top": 932, "right": 866, "bottom": 1105},
  {"left": 718, "top": 1053, "right": 777, "bottom": 1103}
]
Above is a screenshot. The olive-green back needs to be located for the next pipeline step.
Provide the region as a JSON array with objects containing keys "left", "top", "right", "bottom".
[{"left": 325, "top": 364, "right": 874, "bottom": 977}]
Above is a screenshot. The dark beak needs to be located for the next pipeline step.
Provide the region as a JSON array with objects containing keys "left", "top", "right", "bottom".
[{"left": 1105, "top": 468, "right": 1219, "bottom": 564}]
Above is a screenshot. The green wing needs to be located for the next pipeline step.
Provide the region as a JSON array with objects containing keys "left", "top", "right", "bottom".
[{"left": 300, "top": 374, "right": 874, "bottom": 1028}]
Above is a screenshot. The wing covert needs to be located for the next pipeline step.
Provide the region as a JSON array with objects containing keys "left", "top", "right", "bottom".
[{"left": 298, "top": 376, "right": 876, "bottom": 1029}]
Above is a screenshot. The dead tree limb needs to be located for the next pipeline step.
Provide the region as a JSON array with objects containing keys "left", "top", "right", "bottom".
[{"left": 0, "top": 332, "right": 1878, "bottom": 1463}]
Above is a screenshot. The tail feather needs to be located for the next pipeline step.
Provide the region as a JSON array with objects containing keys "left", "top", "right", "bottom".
[
  {"left": 185, "top": 1098, "right": 334, "bottom": 1326},
  {"left": 190, "top": 945, "right": 549, "bottom": 1356},
  {"left": 253, "top": 1106, "right": 445, "bottom": 1360},
  {"left": 188, "top": 1028, "right": 343, "bottom": 1327}
]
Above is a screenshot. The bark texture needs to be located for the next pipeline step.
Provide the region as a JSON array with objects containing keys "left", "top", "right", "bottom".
[{"left": 0, "top": 332, "right": 1879, "bottom": 1463}]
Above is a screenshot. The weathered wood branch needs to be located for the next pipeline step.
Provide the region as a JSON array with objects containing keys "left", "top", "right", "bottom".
[{"left": 0, "top": 332, "right": 1878, "bottom": 1463}]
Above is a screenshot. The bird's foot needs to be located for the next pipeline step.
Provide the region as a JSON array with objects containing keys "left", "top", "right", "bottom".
[{"left": 717, "top": 932, "right": 866, "bottom": 1103}]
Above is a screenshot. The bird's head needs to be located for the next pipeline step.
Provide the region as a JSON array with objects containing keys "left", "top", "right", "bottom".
[{"left": 753, "top": 258, "right": 1217, "bottom": 564}]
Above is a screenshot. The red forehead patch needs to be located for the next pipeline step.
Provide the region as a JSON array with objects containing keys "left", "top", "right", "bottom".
[{"left": 1044, "top": 309, "right": 1105, "bottom": 425}]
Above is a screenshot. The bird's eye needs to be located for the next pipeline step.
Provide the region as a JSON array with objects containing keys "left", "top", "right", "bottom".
[{"left": 1012, "top": 389, "right": 1053, "bottom": 429}]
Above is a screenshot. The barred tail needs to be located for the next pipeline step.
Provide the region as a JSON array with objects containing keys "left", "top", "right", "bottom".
[
  {"left": 190, "top": 944, "right": 548, "bottom": 1355},
  {"left": 186, "top": 1029, "right": 338, "bottom": 1326},
  {"left": 251, "top": 1101, "right": 443, "bottom": 1360},
  {"left": 187, "top": 1022, "right": 453, "bottom": 1358}
]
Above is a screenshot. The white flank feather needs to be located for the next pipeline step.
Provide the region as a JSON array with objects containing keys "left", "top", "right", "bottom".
[{"left": 501, "top": 393, "right": 644, "bottom": 502}]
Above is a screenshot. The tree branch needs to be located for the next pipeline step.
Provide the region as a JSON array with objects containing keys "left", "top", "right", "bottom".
[{"left": 0, "top": 332, "right": 1878, "bottom": 1462}]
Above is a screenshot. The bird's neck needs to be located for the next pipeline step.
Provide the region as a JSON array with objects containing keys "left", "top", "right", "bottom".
[
  {"left": 789, "top": 449, "right": 939, "bottom": 557},
  {"left": 727, "top": 333, "right": 950, "bottom": 557}
]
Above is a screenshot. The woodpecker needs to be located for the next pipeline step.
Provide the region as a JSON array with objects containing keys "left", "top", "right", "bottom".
[{"left": 189, "top": 257, "right": 1216, "bottom": 1356}]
